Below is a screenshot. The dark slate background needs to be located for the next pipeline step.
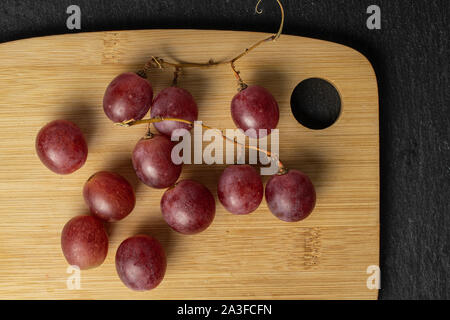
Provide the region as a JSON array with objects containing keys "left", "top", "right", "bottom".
[{"left": 0, "top": 0, "right": 448, "bottom": 300}]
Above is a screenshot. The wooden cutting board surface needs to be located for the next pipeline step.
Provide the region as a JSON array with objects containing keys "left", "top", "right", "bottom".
[{"left": 0, "top": 30, "right": 379, "bottom": 299}]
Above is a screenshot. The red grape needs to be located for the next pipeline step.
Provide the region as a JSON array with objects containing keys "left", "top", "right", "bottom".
[
  {"left": 150, "top": 87, "right": 198, "bottom": 137},
  {"left": 61, "top": 215, "right": 108, "bottom": 269},
  {"left": 161, "top": 180, "right": 215, "bottom": 235},
  {"left": 231, "top": 85, "right": 279, "bottom": 138},
  {"left": 115, "top": 235, "right": 166, "bottom": 291},
  {"left": 103, "top": 72, "right": 153, "bottom": 122},
  {"left": 217, "top": 165, "right": 263, "bottom": 215},
  {"left": 36, "top": 120, "right": 88, "bottom": 174},
  {"left": 265, "top": 169, "right": 316, "bottom": 222},
  {"left": 83, "top": 171, "right": 135, "bottom": 222},
  {"left": 132, "top": 135, "right": 182, "bottom": 189}
]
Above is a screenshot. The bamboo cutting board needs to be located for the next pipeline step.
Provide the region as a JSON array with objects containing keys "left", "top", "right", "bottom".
[{"left": 0, "top": 30, "right": 379, "bottom": 299}]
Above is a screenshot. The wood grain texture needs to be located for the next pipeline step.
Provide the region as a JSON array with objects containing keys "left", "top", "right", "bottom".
[{"left": 0, "top": 30, "right": 379, "bottom": 299}]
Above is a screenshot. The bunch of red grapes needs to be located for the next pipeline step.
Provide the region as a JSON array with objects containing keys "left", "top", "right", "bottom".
[{"left": 35, "top": 3, "right": 315, "bottom": 291}]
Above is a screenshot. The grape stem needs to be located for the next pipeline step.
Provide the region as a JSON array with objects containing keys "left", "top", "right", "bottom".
[
  {"left": 141, "top": 0, "right": 285, "bottom": 90},
  {"left": 116, "top": 117, "right": 287, "bottom": 174}
]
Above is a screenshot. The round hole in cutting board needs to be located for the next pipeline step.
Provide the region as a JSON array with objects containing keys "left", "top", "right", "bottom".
[{"left": 290, "top": 78, "right": 341, "bottom": 130}]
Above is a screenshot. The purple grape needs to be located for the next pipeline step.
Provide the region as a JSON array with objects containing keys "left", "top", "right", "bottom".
[
  {"left": 115, "top": 235, "right": 167, "bottom": 291},
  {"left": 151, "top": 87, "right": 198, "bottom": 137},
  {"left": 83, "top": 171, "right": 135, "bottom": 222},
  {"left": 161, "top": 180, "right": 215, "bottom": 234},
  {"left": 265, "top": 169, "right": 316, "bottom": 222},
  {"left": 132, "top": 135, "right": 182, "bottom": 189},
  {"left": 217, "top": 165, "right": 263, "bottom": 215},
  {"left": 103, "top": 72, "right": 153, "bottom": 122},
  {"left": 36, "top": 120, "right": 88, "bottom": 174},
  {"left": 61, "top": 215, "right": 108, "bottom": 270},
  {"left": 231, "top": 85, "right": 279, "bottom": 138}
]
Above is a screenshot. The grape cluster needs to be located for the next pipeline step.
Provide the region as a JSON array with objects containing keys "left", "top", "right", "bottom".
[
  {"left": 34, "top": 0, "right": 316, "bottom": 291},
  {"left": 36, "top": 69, "right": 316, "bottom": 291}
]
